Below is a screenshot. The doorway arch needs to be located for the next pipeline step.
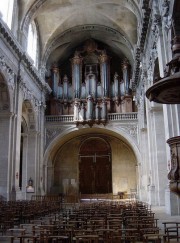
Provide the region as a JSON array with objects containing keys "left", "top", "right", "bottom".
[
  {"left": 46, "top": 129, "right": 138, "bottom": 197},
  {"left": 79, "top": 137, "right": 112, "bottom": 194}
]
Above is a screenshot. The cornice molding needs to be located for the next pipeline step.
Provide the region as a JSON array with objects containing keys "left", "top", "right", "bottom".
[{"left": 133, "top": 0, "right": 152, "bottom": 90}]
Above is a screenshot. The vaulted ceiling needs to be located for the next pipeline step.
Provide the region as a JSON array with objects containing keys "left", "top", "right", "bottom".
[{"left": 19, "top": 0, "right": 141, "bottom": 68}]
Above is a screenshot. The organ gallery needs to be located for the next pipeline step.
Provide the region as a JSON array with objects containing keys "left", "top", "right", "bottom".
[{"left": 46, "top": 40, "right": 134, "bottom": 126}]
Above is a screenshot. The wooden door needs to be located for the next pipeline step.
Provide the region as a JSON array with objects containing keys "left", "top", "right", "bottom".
[{"left": 79, "top": 137, "right": 112, "bottom": 194}]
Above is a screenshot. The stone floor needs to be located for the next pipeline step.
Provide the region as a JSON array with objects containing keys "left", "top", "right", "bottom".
[{"left": 152, "top": 206, "right": 180, "bottom": 233}]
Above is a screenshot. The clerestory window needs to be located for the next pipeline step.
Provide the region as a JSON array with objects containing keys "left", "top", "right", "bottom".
[
  {"left": 0, "top": 0, "right": 14, "bottom": 29},
  {"left": 27, "top": 21, "right": 38, "bottom": 67}
]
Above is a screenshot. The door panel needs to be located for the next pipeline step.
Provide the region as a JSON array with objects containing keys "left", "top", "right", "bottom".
[
  {"left": 79, "top": 156, "right": 112, "bottom": 194},
  {"left": 79, "top": 157, "right": 94, "bottom": 194},
  {"left": 95, "top": 157, "right": 111, "bottom": 193}
]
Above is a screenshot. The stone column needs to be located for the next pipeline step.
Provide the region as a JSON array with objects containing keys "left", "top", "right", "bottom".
[
  {"left": 146, "top": 102, "right": 167, "bottom": 205},
  {"left": 38, "top": 103, "right": 46, "bottom": 196},
  {"left": 99, "top": 51, "right": 110, "bottom": 97},
  {"left": 21, "top": 133, "right": 28, "bottom": 199},
  {"left": 163, "top": 104, "right": 180, "bottom": 215},
  {"left": 71, "top": 52, "right": 83, "bottom": 99},
  {"left": 0, "top": 112, "right": 15, "bottom": 200},
  {"left": 25, "top": 131, "right": 38, "bottom": 200}
]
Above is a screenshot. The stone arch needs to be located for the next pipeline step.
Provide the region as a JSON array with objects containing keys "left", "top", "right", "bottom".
[{"left": 43, "top": 126, "right": 141, "bottom": 196}]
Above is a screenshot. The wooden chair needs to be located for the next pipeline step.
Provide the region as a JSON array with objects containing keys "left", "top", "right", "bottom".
[
  {"left": 47, "top": 235, "right": 70, "bottom": 242},
  {"left": 143, "top": 233, "right": 166, "bottom": 243},
  {"left": 162, "top": 222, "right": 180, "bottom": 242},
  {"left": 75, "top": 234, "right": 99, "bottom": 243},
  {"left": 0, "top": 236, "right": 14, "bottom": 243}
]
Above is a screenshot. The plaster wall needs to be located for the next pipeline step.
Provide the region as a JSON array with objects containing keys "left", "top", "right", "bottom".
[{"left": 50, "top": 135, "right": 137, "bottom": 195}]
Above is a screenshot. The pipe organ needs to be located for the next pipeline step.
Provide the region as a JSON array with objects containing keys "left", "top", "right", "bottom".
[{"left": 47, "top": 39, "right": 133, "bottom": 126}]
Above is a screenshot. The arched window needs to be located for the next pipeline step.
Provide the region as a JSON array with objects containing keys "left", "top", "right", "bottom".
[
  {"left": 0, "top": 0, "right": 14, "bottom": 28},
  {"left": 27, "top": 21, "right": 38, "bottom": 67}
]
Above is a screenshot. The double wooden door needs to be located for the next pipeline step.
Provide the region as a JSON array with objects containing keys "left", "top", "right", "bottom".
[{"left": 79, "top": 155, "right": 112, "bottom": 194}]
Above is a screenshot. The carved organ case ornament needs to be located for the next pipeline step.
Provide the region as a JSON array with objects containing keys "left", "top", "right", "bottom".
[{"left": 46, "top": 39, "right": 133, "bottom": 126}]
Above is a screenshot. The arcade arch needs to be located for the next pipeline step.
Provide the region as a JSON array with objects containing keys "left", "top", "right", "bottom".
[{"left": 44, "top": 128, "right": 139, "bottom": 198}]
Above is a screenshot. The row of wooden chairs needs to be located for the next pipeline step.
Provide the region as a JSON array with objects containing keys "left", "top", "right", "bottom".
[
  {"left": 0, "top": 200, "right": 179, "bottom": 242},
  {"left": 0, "top": 200, "right": 61, "bottom": 235}
]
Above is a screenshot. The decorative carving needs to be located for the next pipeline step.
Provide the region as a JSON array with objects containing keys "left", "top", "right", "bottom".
[
  {"left": 46, "top": 128, "right": 62, "bottom": 145},
  {"left": 162, "top": 0, "right": 169, "bottom": 17},
  {"left": 118, "top": 124, "right": 138, "bottom": 140},
  {"left": 161, "top": 0, "right": 172, "bottom": 32},
  {"left": 0, "top": 56, "right": 15, "bottom": 90},
  {"left": 19, "top": 79, "right": 33, "bottom": 101},
  {"left": 84, "top": 39, "right": 97, "bottom": 53},
  {"left": 99, "top": 50, "right": 109, "bottom": 64},
  {"left": 146, "top": 35, "right": 180, "bottom": 104},
  {"left": 167, "top": 136, "right": 180, "bottom": 196}
]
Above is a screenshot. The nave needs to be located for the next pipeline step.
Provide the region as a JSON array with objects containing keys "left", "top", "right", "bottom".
[{"left": 0, "top": 199, "right": 179, "bottom": 243}]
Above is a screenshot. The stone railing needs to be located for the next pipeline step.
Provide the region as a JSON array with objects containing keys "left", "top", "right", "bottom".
[
  {"left": 108, "top": 112, "right": 138, "bottom": 121},
  {"left": 46, "top": 115, "right": 74, "bottom": 122},
  {"left": 45, "top": 112, "right": 138, "bottom": 123}
]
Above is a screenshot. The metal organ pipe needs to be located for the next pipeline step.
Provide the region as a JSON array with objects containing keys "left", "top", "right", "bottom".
[
  {"left": 87, "top": 95, "right": 93, "bottom": 121},
  {"left": 102, "top": 98, "right": 107, "bottom": 121},
  {"left": 51, "top": 65, "right": 59, "bottom": 98},
  {"left": 63, "top": 75, "right": 68, "bottom": 100},
  {"left": 114, "top": 72, "right": 119, "bottom": 97},
  {"left": 122, "top": 58, "right": 130, "bottom": 95},
  {"left": 71, "top": 52, "right": 83, "bottom": 99},
  {"left": 99, "top": 51, "right": 110, "bottom": 98},
  {"left": 74, "top": 99, "right": 79, "bottom": 121}
]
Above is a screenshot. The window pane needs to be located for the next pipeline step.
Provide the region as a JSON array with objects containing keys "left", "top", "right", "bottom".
[
  {"left": 0, "top": 0, "right": 14, "bottom": 28},
  {"left": 27, "top": 22, "right": 38, "bottom": 67}
]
